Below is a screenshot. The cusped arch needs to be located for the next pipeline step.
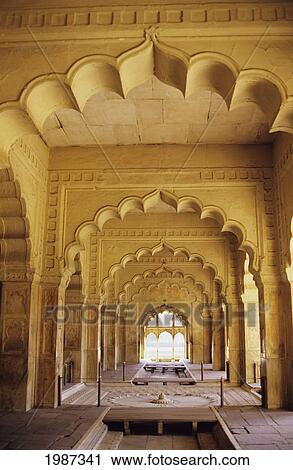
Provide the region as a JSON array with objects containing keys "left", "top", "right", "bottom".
[
  {"left": 142, "top": 302, "right": 190, "bottom": 326},
  {"left": 131, "top": 280, "right": 195, "bottom": 303},
  {"left": 271, "top": 98, "right": 293, "bottom": 135},
  {"left": 230, "top": 69, "right": 287, "bottom": 124},
  {"left": 20, "top": 75, "right": 78, "bottom": 133},
  {"left": 64, "top": 189, "right": 258, "bottom": 275},
  {"left": 118, "top": 266, "right": 210, "bottom": 303},
  {"left": 117, "top": 267, "right": 209, "bottom": 301},
  {"left": 0, "top": 168, "right": 31, "bottom": 277},
  {"left": 0, "top": 104, "right": 39, "bottom": 163},
  {"left": 68, "top": 57, "right": 123, "bottom": 112},
  {"left": 0, "top": 35, "right": 293, "bottom": 161},
  {"left": 187, "top": 52, "right": 239, "bottom": 107},
  {"left": 100, "top": 240, "right": 223, "bottom": 295}
]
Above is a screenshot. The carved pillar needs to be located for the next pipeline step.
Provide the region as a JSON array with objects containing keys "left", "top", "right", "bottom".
[
  {"left": 286, "top": 268, "right": 293, "bottom": 409},
  {"left": 80, "top": 296, "right": 100, "bottom": 384},
  {"left": 191, "top": 300, "right": 204, "bottom": 363},
  {"left": 202, "top": 294, "right": 212, "bottom": 363},
  {"left": 102, "top": 302, "right": 118, "bottom": 370},
  {"left": 0, "top": 273, "right": 40, "bottom": 410},
  {"left": 211, "top": 283, "right": 225, "bottom": 371},
  {"left": 139, "top": 320, "right": 145, "bottom": 361},
  {"left": 256, "top": 269, "right": 289, "bottom": 408},
  {"left": 119, "top": 308, "right": 126, "bottom": 363},
  {"left": 123, "top": 302, "right": 139, "bottom": 364},
  {"left": 64, "top": 290, "right": 84, "bottom": 383},
  {"left": 241, "top": 262, "right": 261, "bottom": 384},
  {"left": 37, "top": 278, "right": 65, "bottom": 407},
  {"left": 226, "top": 240, "right": 245, "bottom": 384}
]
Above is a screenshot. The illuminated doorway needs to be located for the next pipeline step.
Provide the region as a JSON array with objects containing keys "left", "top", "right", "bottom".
[{"left": 143, "top": 306, "right": 186, "bottom": 361}]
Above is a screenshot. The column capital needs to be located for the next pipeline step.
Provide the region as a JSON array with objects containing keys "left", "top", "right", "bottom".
[
  {"left": 0, "top": 267, "right": 35, "bottom": 283},
  {"left": 39, "top": 274, "right": 62, "bottom": 286}
]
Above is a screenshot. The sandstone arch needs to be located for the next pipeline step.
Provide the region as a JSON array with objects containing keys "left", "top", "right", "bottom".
[
  {"left": 118, "top": 266, "right": 209, "bottom": 303},
  {"left": 100, "top": 241, "right": 223, "bottom": 294},
  {"left": 0, "top": 168, "right": 30, "bottom": 276},
  {"left": 65, "top": 189, "right": 257, "bottom": 276},
  {"left": 0, "top": 36, "right": 292, "bottom": 163}
]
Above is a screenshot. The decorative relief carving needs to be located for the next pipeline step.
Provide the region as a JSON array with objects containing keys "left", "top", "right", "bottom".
[
  {"left": 132, "top": 281, "right": 196, "bottom": 303},
  {"left": 49, "top": 168, "right": 272, "bottom": 185},
  {"left": 0, "top": 285, "right": 29, "bottom": 355},
  {"left": 3, "top": 319, "right": 25, "bottom": 353},
  {"left": 6, "top": 290, "right": 27, "bottom": 317},
  {"left": 139, "top": 256, "right": 182, "bottom": 263},
  {"left": 1, "top": 271, "right": 32, "bottom": 282},
  {"left": 0, "top": 4, "right": 291, "bottom": 30},
  {"left": 88, "top": 233, "right": 98, "bottom": 297},
  {"left": 100, "top": 229, "right": 221, "bottom": 238},
  {"left": 41, "top": 287, "right": 58, "bottom": 355},
  {"left": 65, "top": 325, "right": 81, "bottom": 350},
  {"left": 275, "top": 142, "right": 293, "bottom": 173},
  {"left": 44, "top": 169, "right": 273, "bottom": 273},
  {"left": 11, "top": 140, "right": 47, "bottom": 179}
]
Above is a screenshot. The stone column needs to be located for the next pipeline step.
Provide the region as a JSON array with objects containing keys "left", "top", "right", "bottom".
[
  {"left": 191, "top": 300, "right": 204, "bottom": 363},
  {"left": 119, "top": 310, "right": 126, "bottom": 363},
  {"left": 241, "top": 264, "right": 261, "bottom": 384},
  {"left": 256, "top": 270, "right": 288, "bottom": 408},
  {"left": 80, "top": 296, "right": 100, "bottom": 384},
  {"left": 123, "top": 302, "right": 139, "bottom": 364},
  {"left": 226, "top": 288, "right": 245, "bottom": 384},
  {"left": 37, "top": 278, "right": 65, "bottom": 407},
  {"left": 0, "top": 273, "right": 39, "bottom": 410},
  {"left": 64, "top": 291, "right": 84, "bottom": 383},
  {"left": 211, "top": 284, "right": 225, "bottom": 371},
  {"left": 102, "top": 302, "right": 118, "bottom": 370},
  {"left": 286, "top": 268, "right": 293, "bottom": 409},
  {"left": 225, "top": 239, "right": 245, "bottom": 384},
  {"left": 202, "top": 295, "right": 212, "bottom": 364},
  {"left": 139, "top": 320, "right": 144, "bottom": 361}
]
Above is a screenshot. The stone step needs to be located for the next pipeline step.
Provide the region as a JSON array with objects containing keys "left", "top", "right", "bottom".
[
  {"left": 98, "top": 431, "right": 124, "bottom": 450},
  {"left": 73, "top": 408, "right": 110, "bottom": 450}
]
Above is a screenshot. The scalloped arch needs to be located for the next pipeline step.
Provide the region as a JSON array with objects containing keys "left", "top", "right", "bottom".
[
  {"left": 117, "top": 265, "right": 209, "bottom": 303},
  {"left": 141, "top": 302, "right": 191, "bottom": 326},
  {"left": 64, "top": 189, "right": 257, "bottom": 275},
  {"left": 230, "top": 69, "right": 287, "bottom": 125},
  {"left": 100, "top": 240, "right": 223, "bottom": 295},
  {"left": 0, "top": 167, "right": 31, "bottom": 277},
  {"left": 0, "top": 35, "right": 293, "bottom": 160}
]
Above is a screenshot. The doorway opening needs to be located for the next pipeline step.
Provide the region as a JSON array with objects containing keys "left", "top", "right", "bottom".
[{"left": 144, "top": 307, "right": 186, "bottom": 361}]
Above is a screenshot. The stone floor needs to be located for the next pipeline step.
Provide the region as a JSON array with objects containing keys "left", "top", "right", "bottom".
[
  {"left": 1, "top": 362, "right": 293, "bottom": 450},
  {"left": 102, "top": 363, "right": 143, "bottom": 382},
  {"left": 219, "top": 406, "right": 293, "bottom": 450},
  {"left": 63, "top": 383, "right": 261, "bottom": 407},
  {"left": 101, "top": 362, "right": 226, "bottom": 383},
  {"left": 118, "top": 434, "right": 199, "bottom": 450},
  {"left": 0, "top": 406, "right": 107, "bottom": 450},
  {"left": 187, "top": 363, "right": 226, "bottom": 381}
]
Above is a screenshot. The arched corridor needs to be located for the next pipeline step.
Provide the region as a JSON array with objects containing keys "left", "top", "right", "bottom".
[{"left": 0, "top": 0, "right": 293, "bottom": 454}]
